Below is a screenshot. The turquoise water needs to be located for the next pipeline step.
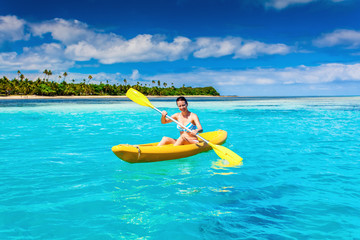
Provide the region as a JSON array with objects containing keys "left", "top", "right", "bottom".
[{"left": 1, "top": 96, "right": 360, "bottom": 239}]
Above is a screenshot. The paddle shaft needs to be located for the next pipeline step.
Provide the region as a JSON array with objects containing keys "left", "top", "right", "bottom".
[{"left": 153, "top": 107, "right": 209, "bottom": 144}]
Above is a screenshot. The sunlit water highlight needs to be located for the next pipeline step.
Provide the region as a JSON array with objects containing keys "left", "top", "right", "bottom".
[{"left": 1, "top": 96, "right": 359, "bottom": 239}]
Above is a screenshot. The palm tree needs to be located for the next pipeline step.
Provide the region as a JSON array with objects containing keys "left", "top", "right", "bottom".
[
  {"left": 48, "top": 70, "right": 53, "bottom": 81},
  {"left": 42, "top": 69, "right": 52, "bottom": 81},
  {"left": 88, "top": 75, "right": 93, "bottom": 84},
  {"left": 123, "top": 79, "right": 127, "bottom": 85},
  {"left": 43, "top": 69, "right": 48, "bottom": 81},
  {"left": 158, "top": 80, "right": 161, "bottom": 87},
  {"left": 63, "top": 72, "right": 68, "bottom": 82},
  {"left": 17, "top": 70, "right": 21, "bottom": 79}
]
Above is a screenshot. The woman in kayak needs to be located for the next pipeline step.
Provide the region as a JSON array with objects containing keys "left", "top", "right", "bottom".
[{"left": 158, "top": 96, "right": 203, "bottom": 146}]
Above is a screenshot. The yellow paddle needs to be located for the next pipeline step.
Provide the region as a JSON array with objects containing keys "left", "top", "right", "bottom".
[{"left": 126, "top": 88, "right": 243, "bottom": 167}]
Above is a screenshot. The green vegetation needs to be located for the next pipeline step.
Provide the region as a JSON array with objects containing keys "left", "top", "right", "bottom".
[{"left": 0, "top": 71, "right": 220, "bottom": 97}]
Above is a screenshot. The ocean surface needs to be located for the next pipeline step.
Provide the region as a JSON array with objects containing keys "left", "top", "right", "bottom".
[{"left": 1, "top": 96, "right": 359, "bottom": 239}]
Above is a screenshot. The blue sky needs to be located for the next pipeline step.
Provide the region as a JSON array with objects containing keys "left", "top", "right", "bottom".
[{"left": 1, "top": 0, "right": 360, "bottom": 96}]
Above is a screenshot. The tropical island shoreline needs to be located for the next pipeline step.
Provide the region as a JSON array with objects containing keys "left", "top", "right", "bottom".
[
  {"left": 1, "top": 71, "right": 222, "bottom": 98},
  {"left": 0, "top": 94, "right": 237, "bottom": 100}
]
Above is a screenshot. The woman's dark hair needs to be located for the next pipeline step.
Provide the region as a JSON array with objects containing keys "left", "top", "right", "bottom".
[{"left": 176, "top": 96, "right": 188, "bottom": 105}]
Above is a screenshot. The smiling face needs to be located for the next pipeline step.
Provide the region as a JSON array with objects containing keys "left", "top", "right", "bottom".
[{"left": 177, "top": 100, "right": 188, "bottom": 112}]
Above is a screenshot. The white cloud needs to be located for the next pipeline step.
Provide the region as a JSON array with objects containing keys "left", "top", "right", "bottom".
[
  {"left": 65, "top": 34, "right": 193, "bottom": 63},
  {"left": 144, "top": 63, "right": 360, "bottom": 93},
  {"left": 29, "top": 18, "right": 193, "bottom": 63},
  {"left": 234, "top": 41, "right": 291, "bottom": 58},
  {"left": 131, "top": 69, "right": 140, "bottom": 80},
  {"left": 194, "top": 37, "right": 291, "bottom": 59},
  {"left": 313, "top": 29, "right": 360, "bottom": 48},
  {"left": 0, "top": 15, "right": 27, "bottom": 43},
  {"left": 194, "top": 37, "right": 240, "bottom": 58},
  {"left": 30, "top": 18, "right": 95, "bottom": 45},
  {"left": 264, "top": 0, "right": 344, "bottom": 10},
  {"left": 265, "top": 0, "right": 314, "bottom": 10},
  {"left": 27, "top": 18, "right": 292, "bottom": 63},
  {"left": 0, "top": 16, "right": 294, "bottom": 67},
  {"left": 0, "top": 43, "right": 73, "bottom": 71},
  {"left": 66, "top": 33, "right": 291, "bottom": 63}
]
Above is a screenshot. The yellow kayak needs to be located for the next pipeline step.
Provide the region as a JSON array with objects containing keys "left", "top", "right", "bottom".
[{"left": 112, "top": 130, "right": 227, "bottom": 163}]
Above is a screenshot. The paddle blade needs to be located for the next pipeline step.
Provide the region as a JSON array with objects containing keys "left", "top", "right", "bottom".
[
  {"left": 126, "top": 88, "right": 155, "bottom": 108},
  {"left": 208, "top": 142, "right": 243, "bottom": 167}
]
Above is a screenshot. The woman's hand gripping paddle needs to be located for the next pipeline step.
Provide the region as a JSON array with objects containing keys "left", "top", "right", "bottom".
[{"left": 126, "top": 88, "right": 243, "bottom": 167}]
